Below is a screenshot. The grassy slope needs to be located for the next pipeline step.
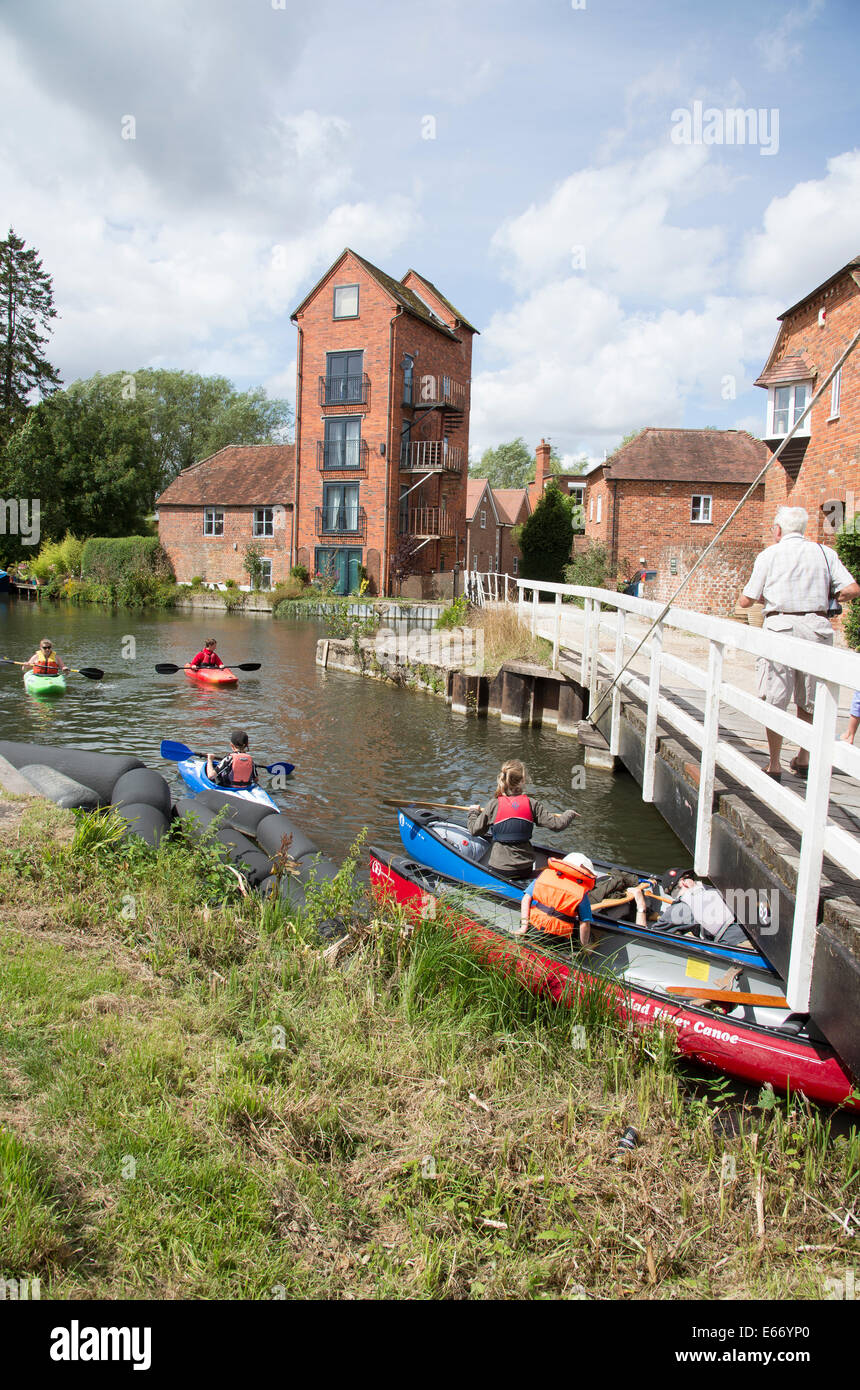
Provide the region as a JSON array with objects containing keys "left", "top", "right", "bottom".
[{"left": 0, "top": 800, "right": 857, "bottom": 1300}]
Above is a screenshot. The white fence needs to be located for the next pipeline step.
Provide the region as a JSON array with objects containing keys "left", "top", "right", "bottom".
[
  {"left": 463, "top": 570, "right": 518, "bottom": 606},
  {"left": 493, "top": 577, "right": 860, "bottom": 1014}
]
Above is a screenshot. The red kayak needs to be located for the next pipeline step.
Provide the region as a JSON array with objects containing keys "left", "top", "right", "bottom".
[
  {"left": 185, "top": 665, "right": 238, "bottom": 687},
  {"left": 369, "top": 849, "right": 860, "bottom": 1113}
]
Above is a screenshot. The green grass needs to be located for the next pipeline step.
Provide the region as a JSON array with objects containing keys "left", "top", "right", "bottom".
[{"left": 0, "top": 801, "right": 857, "bottom": 1299}]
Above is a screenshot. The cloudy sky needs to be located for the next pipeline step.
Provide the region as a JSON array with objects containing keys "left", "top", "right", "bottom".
[{"left": 1, "top": 0, "right": 858, "bottom": 463}]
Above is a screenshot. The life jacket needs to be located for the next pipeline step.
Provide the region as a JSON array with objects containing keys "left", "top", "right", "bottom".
[
  {"left": 197, "top": 648, "right": 219, "bottom": 666},
  {"left": 528, "top": 858, "right": 593, "bottom": 937},
  {"left": 491, "top": 794, "right": 535, "bottom": 844},
  {"left": 229, "top": 752, "right": 254, "bottom": 785},
  {"left": 31, "top": 650, "right": 59, "bottom": 675}
]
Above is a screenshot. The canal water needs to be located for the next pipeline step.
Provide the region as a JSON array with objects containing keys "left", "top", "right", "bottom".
[{"left": 0, "top": 601, "right": 686, "bottom": 870}]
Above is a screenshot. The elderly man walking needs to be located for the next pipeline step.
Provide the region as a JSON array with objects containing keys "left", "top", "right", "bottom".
[{"left": 739, "top": 506, "right": 859, "bottom": 780}]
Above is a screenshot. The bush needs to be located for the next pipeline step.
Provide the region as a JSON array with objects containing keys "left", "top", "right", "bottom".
[
  {"left": 519, "top": 483, "right": 574, "bottom": 582},
  {"left": 221, "top": 588, "right": 246, "bottom": 613},
  {"left": 436, "top": 595, "right": 469, "bottom": 630},
  {"left": 290, "top": 564, "right": 309, "bottom": 585},
  {"left": 563, "top": 541, "right": 613, "bottom": 603},
  {"left": 271, "top": 577, "right": 306, "bottom": 605},
  {"left": 81, "top": 536, "right": 173, "bottom": 584},
  {"left": 190, "top": 576, "right": 204, "bottom": 590}
]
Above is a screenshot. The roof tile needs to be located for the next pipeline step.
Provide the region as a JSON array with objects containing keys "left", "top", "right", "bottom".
[{"left": 156, "top": 444, "right": 295, "bottom": 507}]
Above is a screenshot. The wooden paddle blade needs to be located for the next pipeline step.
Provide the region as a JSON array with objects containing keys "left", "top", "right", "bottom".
[
  {"left": 666, "top": 986, "right": 788, "bottom": 1007},
  {"left": 75, "top": 667, "right": 104, "bottom": 680},
  {"left": 160, "top": 739, "right": 193, "bottom": 761},
  {"left": 155, "top": 663, "right": 181, "bottom": 674}
]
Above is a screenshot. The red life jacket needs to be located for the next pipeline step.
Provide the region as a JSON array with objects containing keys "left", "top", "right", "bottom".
[
  {"left": 491, "top": 794, "right": 534, "bottom": 844},
  {"left": 229, "top": 752, "right": 254, "bottom": 785},
  {"left": 196, "top": 648, "right": 219, "bottom": 667},
  {"left": 528, "top": 858, "right": 593, "bottom": 937},
  {"left": 32, "top": 651, "right": 59, "bottom": 675}
]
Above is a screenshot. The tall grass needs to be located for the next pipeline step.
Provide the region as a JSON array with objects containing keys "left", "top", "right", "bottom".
[{"left": 468, "top": 606, "right": 553, "bottom": 674}]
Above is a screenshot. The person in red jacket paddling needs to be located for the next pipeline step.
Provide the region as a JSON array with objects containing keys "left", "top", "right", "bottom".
[
  {"left": 206, "top": 729, "right": 259, "bottom": 787},
  {"left": 189, "top": 639, "right": 223, "bottom": 672},
  {"left": 467, "top": 758, "right": 579, "bottom": 876}
]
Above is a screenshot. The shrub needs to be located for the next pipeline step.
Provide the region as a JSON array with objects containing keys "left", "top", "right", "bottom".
[
  {"left": 243, "top": 544, "right": 265, "bottom": 590},
  {"left": 81, "top": 536, "right": 173, "bottom": 584},
  {"left": 563, "top": 541, "right": 613, "bottom": 604},
  {"left": 271, "top": 577, "right": 306, "bottom": 605},
  {"left": 834, "top": 517, "right": 860, "bottom": 652},
  {"left": 519, "top": 483, "right": 574, "bottom": 582},
  {"left": 221, "top": 588, "right": 246, "bottom": 613},
  {"left": 224, "top": 577, "right": 238, "bottom": 589},
  {"left": 190, "top": 575, "right": 205, "bottom": 590},
  {"left": 436, "top": 595, "right": 469, "bottom": 630},
  {"left": 290, "top": 564, "right": 309, "bottom": 585}
]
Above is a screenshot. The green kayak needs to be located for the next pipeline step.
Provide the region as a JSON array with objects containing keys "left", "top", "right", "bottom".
[{"left": 24, "top": 670, "right": 67, "bottom": 697}]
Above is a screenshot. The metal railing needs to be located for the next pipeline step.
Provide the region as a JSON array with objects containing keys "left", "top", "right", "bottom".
[
  {"left": 319, "top": 373, "right": 371, "bottom": 407},
  {"left": 399, "top": 506, "right": 457, "bottom": 539},
  {"left": 411, "top": 375, "right": 467, "bottom": 412},
  {"left": 510, "top": 577, "right": 860, "bottom": 1013},
  {"left": 400, "top": 441, "right": 463, "bottom": 474},
  {"left": 317, "top": 439, "right": 368, "bottom": 472},
  {"left": 315, "top": 506, "right": 367, "bottom": 540}
]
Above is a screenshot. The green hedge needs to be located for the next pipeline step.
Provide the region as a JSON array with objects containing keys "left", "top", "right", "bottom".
[
  {"left": 81, "top": 536, "right": 174, "bottom": 584},
  {"left": 834, "top": 518, "right": 860, "bottom": 653}
]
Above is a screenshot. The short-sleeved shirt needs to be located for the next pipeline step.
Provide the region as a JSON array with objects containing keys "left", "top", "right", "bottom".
[
  {"left": 525, "top": 877, "right": 593, "bottom": 923},
  {"left": 742, "top": 534, "right": 854, "bottom": 615}
]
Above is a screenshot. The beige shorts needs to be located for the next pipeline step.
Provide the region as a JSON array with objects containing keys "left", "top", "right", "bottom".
[{"left": 757, "top": 614, "right": 834, "bottom": 712}]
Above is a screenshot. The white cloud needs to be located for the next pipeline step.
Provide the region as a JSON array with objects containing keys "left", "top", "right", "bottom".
[{"left": 755, "top": 0, "right": 825, "bottom": 73}]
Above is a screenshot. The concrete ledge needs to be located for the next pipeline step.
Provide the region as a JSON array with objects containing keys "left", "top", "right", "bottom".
[{"left": 0, "top": 754, "right": 39, "bottom": 798}]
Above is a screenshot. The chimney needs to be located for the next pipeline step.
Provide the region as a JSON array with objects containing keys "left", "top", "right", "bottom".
[{"left": 529, "top": 438, "right": 552, "bottom": 510}]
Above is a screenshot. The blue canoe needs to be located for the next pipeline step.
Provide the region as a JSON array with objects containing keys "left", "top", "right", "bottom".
[
  {"left": 395, "top": 807, "right": 776, "bottom": 974},
  {"left": 177, "top": 756, "right": 279, "bottom": 811}
]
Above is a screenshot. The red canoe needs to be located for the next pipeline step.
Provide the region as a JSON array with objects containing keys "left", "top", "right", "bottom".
[
  {"left": 184, "top": 665, "right": 238, "bottom": 687},
  {"left": 369, "top": 849, "right": 860, "bottom": 1113}
]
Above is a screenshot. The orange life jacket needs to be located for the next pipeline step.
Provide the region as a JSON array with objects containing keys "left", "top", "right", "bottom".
[
  {"left": 528, "top": 858, "right": 594, "bottom": 937},
  {"left": 229, "top": 752, "right": 255, "bottom": 785},
  {"left": 31, "top": 650, "right": 59, "bottom": 675}
]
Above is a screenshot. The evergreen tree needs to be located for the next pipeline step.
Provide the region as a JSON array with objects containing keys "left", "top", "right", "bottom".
[
  {"left": 0, "top": 228, "right": 62, "bottom": 446},
  {"left": 517, "top": 482, "right": 574, "bottom": 582}
]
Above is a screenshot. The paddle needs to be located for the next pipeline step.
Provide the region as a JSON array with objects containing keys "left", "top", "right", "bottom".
[
  {"left": 159, "top": 739, "right": 294, "bottom": 777},
  {"left": 1, "top": 656, "right": 103, "bottom": 680},
  {"left": 591, "top": 888, "right": 673, "bottom": 911},
  {"left": 666, "top": 986, "right": 789, "bottom": 1007},
  {"left": 155, "top": 661, "right": 262, "bottom": 674},
  {"left": 382, "top": 797, "right": 581, "bottom": 818}
]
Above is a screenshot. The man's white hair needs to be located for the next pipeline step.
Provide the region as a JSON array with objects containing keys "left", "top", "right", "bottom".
[{"left": 774, "top": 506, "right": 808, "bottom": 536}]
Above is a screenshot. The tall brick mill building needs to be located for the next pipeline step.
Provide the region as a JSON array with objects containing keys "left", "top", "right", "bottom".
[{"left": 291, "top": 249, "right": 478, "bottom": 594}]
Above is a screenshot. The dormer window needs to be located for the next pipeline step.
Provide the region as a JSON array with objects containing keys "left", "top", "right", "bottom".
[
  {"left": 333, "top": 284, "right": 359, "bottom": 319},
  {"left": 768, "top": 381, "right": 812, "bottom": 438}
]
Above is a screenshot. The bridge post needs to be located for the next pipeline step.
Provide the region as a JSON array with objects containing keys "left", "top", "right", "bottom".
[
  {"left": 531, "top": 587, "right": 538, "bottom": 636},
  {"left": 553, "top": 592, "right": 562, "bottom": 670},
  {"left": 642, "top": 622, "right": 663, "bottom": 802},
  {"left": 580, "top": 599, "right": 592, "bottom": 686},
  {"left": 694, "top": 640, "right": 724, "bottom": 876},
  {"left": 610, "top": 608, "right": 626, "bottom": 756},
  {"left": 787, "top": 677, "right": 840, "bottom": 1012},
  {"left": 588, "top": 601, "right": 602, "bottom": 710}
]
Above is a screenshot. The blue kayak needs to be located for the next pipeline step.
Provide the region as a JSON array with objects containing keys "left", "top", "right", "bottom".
[
  {"left": 395, "top": 806, "right": 776, "bottom": 974},
  {"left": 177, "top": 756, "right": 279, "bottom": 811}
]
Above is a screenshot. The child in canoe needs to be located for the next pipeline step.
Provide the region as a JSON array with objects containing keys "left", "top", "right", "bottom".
[
  {"left": 206, "top": 729, "right": 259, "bottom": 787},
  {"left": 467, "top": 758, "right": 579, "bottom": 876},
  {"left": 189, "top": 639, "right": 223, "bottom": 672},
  {"left": 516, "top": 851, "right": 598, "bottom": 948},
  {"left": 23, "top": 638, "right": 69, "bottom": 680}
]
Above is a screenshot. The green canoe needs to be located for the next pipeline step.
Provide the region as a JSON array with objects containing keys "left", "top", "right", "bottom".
[{"left": 24, "top": 670, "right": 67, "bottom": 697}]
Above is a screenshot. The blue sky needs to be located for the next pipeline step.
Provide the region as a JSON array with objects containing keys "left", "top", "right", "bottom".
[{"left": 1, "top": 0, "right": 858, "bottom": 462}]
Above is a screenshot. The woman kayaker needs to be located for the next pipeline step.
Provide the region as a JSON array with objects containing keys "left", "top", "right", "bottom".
[
  {"left": 189, "top": 639, "right": 223, "bottom": 672},
  {"left": 467, "top": 758, "right": 579, "bottom": 876},
  {"left": 23, "top": 638, "right": 69, "bottom": 680},
  {"left": 205, "top": 729, "right": 259, "bottom": 788}
]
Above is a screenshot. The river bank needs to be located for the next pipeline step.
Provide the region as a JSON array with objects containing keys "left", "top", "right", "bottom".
[{"left": 1, "top": 792, "right": 856, "bottom": 1300}]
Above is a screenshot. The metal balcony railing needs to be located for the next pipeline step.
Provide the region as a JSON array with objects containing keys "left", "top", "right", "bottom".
[
  {"left": 398, "top": 506, "right": 457, "bottom": 539},
  {"left": 399, "top": 441, "right": 463, "bottom": 474},
  {"left": 411, "top": 375, "right": 467, "bottom": 412},
  {"left": 315, "top": 505, "right": 367, "bottom": 540},
  {"left": 319, "top": 373, "right": 371, "bottom": 407},
  {"left": 317, "top": 439, "right": 369, "bottom": 472}
]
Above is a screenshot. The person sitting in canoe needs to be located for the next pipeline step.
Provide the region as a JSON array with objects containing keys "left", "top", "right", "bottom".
[
  {"left": 205, "top": 729, "right": 259, "bottom": 788},
  {"left": 23, "top": 638, "right": 69, "bottom": 680},
  {"left": 467, "top": 758, "right": 579, "bottom": 876},
  {"left": 189, "top": 639, "right": 224, "bottom": 672},
  {"left": 654, "top": 869, "right": 747, "bottom": 945},
  {"left": 515, "top": 851, "right": 598, "bottom": 948}
]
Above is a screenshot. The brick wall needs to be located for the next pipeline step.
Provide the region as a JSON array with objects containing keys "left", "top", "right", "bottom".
[
  {"left": 647, "top": 540, "right": 761, "bottom": 615},
  {"left": 158, "top": 506, "right": 293, "bottom": 586}
]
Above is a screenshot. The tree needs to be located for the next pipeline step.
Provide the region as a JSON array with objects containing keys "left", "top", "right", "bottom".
[
  {"left": 388, "top": 535, "right": 423, "bottom": 595},
  {"left": 517, "top": 482, "right": 574, "bottom": 582},
  {"left": 0, "top": 229, "right": 62, "bottom": 447},
  {"left": 244, "top": 543, "right": 265, "bottom": 590},
  {"left": 470, "top": 436, "right": 560, "bottom": 489}
]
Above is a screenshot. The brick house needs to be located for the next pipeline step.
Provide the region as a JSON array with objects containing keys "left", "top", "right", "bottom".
[
  {"left": 465, "top": 480, "right": 531, "bottom": 575},
  {"left": 754, "top": 255, "right": 860, "bottom": 539},
  {"left": 583, "top": 428, "right": 768, "bottom": 614},
  {"left": 528, "top": 439, "right": 586, "bottom": 529},
  {"left": 156, "top": 444, "right": 294, "bottom": 587},
  {"left": 494, "top": 488, "right": 531, "bottom": 574},
  {"left": 290, "top": 249, "right": 477, "bottom": 594}
]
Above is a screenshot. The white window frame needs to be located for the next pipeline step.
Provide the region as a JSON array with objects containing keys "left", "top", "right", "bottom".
[
  {"left": 480, "top": 509, "right": 486, "bottom": 529},
  {"left": 767, "top": 381, "right": 813, "bottom": 438},
  {"left": 512, "top": 556, "right": 519, "bottom": 576},
  {"left": 253, "top": 507, "right": 274, "bottom": 538},
  {"left": 204, "top": 507, "right": 224, "bottom": 537},
  {"left": 596, "top": 495, "right": 602, "bottom": 523},
  {"left": 691, "top": 494, "right": 712, "bottom": 524},
  {"left": 333, "top": 283, "right": 359, "bottom": 319},
  {"left": 829, "top": 368, "right": 841, "bottom": 420},
  {"left": 588, "top": 496, "right": 593, "bottom": 521}
]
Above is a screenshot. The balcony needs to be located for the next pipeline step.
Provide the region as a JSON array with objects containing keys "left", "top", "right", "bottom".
[
  {"left": 399, "top": 506, "right": 457, "bottom": 540},
  {"left": 317, "top": 439, "right": 369, "bottom": 474},
  {"left": 315, "top": 506, "right": 367, "bottom": 541},
  {"left": 400, "top": 440, "right": 463, "bottom": 475},
  {"left": 409, "top": 375, "right": 467, "bottom": 414},
  {"left": 319, "top": 373, "right": 371, "bottom": 408}
]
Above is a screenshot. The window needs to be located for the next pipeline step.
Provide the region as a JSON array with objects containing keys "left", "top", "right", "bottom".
[
  {"left": 324, "top": 417, "right": 362, "bottom": 468},
  {"left": 399, "top": 420, "right": 411, "bottom": 467},
  {"left": 589, "top": 497, "right": 593, "bottom": 521},
  {"left": 596, "top": 495, "right": 602, "bottom": 523},
  {"left": 512, "top": 556, "right": 519, "bottom": 576},
  {"left": 333, "top": 284, "right": 359, "bottom": 319},
  {"left": 480, "top": 509, "right": 486, "bottom": 529},
  {"left": 322, "top": 483, "right": 359, "bottom": 532},
  {"left": 325, "top": 351, "right": 364, "bottom": 404},
  {"left": 830, "top": 368, "right": 842, "bottom": 420},
  {"left": 770, "top": 382, "right": 811, "bottom": 437},
  {"left": 402, "top": 354, "right": 414, "bottom": 405},
  {"left": 204, "top": 507, "right": 224, "bottom": 536},
  {"left": 253, "top": 507, "right": 274, "bottom": 537},
  {"left": 258, "top": 558, "right": 273, "bottom": 590},
  {"left": 691, "top": 494, "right": 712, "bottom": 524}
]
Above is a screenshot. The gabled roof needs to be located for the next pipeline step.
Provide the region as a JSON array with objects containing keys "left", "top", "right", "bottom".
[
  {"left": 778, "top": 254, "right": 860, "bottom": 320},
  {"left": 755, "top": 256, "right": 860, "bottom": 388},
  {"left": 601, "top": 428, "right": 767, "bottom": 484},
  {"left": 290, "top": 248, "right": 463, "bottom": 341},
  {"left": 401, "top": 269, "right": 479, "bottom": 334},
  {"left": 156, "top": 444, "right": 295, "bottom": 507},
  {"left": 466, "top": 477, "right": 498, "bottom": 523},
  {"left": 493, "top": 488, "right": 531, "bottom": 524},
  {"left": 754, "top": 350, "right": 818, "bottom": 389}
]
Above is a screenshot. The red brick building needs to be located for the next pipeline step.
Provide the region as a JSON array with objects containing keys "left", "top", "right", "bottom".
[
  {"left": 494, "top": 488, "right": 531, "bottom": 573},
  {"left": 754, "top": 255, "right": 860, "bottom": 539},
  {"left": 583, "top": 428, "right": 768, "bottom": 614},
  {"left": 156, "top": 444, "right": 295, "bottom": 587},
  {"left": 465, "top": 479, "right": 531, "bottom": 574},
  {"left": 290, "top": 249, "right": 477, "bottom": 594}
]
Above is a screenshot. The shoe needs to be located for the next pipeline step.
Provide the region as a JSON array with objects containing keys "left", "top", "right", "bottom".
[
  {"left": 764, "top": 768, "right": 782, "bottom": 782},
  {"left": 789, "top": 757, "right": 808, "bottom": 780}
]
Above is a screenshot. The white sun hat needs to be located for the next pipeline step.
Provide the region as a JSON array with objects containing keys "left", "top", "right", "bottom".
[{"left": 562, "top": 851, "right": 596, "bottom": 878}]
